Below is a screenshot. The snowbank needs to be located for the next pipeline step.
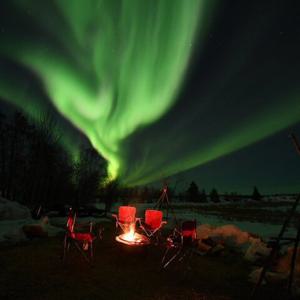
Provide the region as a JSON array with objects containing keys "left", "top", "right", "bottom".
[
  {"left": 0, "top": 197, "right": 32, "bottom": 242},
  {"left": 0, "top": 219, "right": 30, "bottom": 243},
  {"left": 0, "top": 198, "right": 63, "bottom": 243},
  {"left": 196, "top": 224, "right": 271, "bottom": 261},
  {"left": 0, "top": 197, "right": 31, "bottom": 220}
]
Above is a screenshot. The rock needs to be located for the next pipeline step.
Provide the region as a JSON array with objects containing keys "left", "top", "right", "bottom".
[
  {"left": 210, "top": 243, "right": 225, "bottom": 254},
  {"left": 198, "top": 240, "right": 213, "bottom": 253},
  {"left": 22, "top": 216, "right": 64, "bottom": 238},
  {"left": 196, "top": 224, "right": 215, "bottom": 240},
  {"left": 244, "top": 238, "right": 271, "bottom": 262},
  {"left": 249, "top": 268, "right": 266, "bottom": 285},
  {"left": 197, "top": 224, "right": 264, "bottom": 253},
  {"left": 276, "top": 247, "right": 300, "bottom": 277},
  {"left": 23, "top": 224, "right": 48, "bottom": 238},
  {"left": 265, "top": 271, "right": 288, "bottom": 283},
  {"left": 212, "top": 224, "right": 250, "bottom": 246}
]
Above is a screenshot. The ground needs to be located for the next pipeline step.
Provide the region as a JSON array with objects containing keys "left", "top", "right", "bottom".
[{"left": 0, "top": 221, "right": 295, "bottom": 300}]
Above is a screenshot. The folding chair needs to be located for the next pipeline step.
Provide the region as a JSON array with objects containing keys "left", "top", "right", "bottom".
[
  {"left": 162, "top": 220, "right": 198, "bottom": 269},
  {"left": 112, "top": 206, "right": 137, "bottom": 234},
  {"left": 138, "top": 209, "right": 167, "bottom": 243},
  {"left": 62, "top": 209, "right": 98, "bottom": 265}
]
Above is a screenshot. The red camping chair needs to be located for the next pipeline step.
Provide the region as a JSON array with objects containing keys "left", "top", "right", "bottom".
[
  {"left": 62, "top": 209, "right": 99, "bottom": 265},
  {"left": 138, "top": 210, "right": 167, "bottom": 243},
  {"left": 162, "top": 220, "right": 198, "bottom": 269},
  {"left": 112, "top": 206, "right": 137, "bottom": 234}
]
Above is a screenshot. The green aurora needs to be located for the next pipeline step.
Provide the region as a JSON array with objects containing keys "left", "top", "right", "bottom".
[
  {"left": 0, "top": 0, "right": 299, "bottom": 190},
  {"left": 0, "top": 0, "right": 203, "bottom": 180}
]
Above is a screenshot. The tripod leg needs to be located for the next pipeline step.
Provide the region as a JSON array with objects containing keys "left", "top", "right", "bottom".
[{"left": 288, "top": 226, "right": 300, "bottom": 292}]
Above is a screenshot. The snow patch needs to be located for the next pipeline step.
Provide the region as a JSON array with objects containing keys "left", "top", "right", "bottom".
[{"left": 0, "top": 197, "right": 31, "bottom": 220}]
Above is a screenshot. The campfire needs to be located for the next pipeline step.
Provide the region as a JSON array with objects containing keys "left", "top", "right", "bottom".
[{"left": 116, "top": 224, "right": 150, "bottom": 246}]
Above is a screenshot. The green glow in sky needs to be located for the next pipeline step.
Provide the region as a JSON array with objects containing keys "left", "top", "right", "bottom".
[
  {"left": 123, "top": 93, "right": 300, "bottom": 186},
  {"left": 0, "top": 0, "right": 202, "bottom": 180},
  {"left": 1, "top": 1, "right": 299, "bottom": 191}
]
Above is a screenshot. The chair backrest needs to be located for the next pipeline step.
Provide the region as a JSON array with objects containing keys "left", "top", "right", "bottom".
[
  {"left": 67, "top": 212, "right": 76, "bottom": 233},
  {"left": 182, "top": 220, "right": 197, "bottom": 241},
  {"left": 118, "top": 206, "right": 136, "bottom": 223},
  {"left": 145, "top": 209, "right": 163, "bottom": 230}
]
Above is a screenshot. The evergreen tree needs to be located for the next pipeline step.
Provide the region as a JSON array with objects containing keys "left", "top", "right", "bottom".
[
  {"left": 210, "top": 188, "right": 220, "bottom": 203},
  {"left": 229, "top": 192, "right": 240, "bottom": 202},
  {"left": 103, "top": 179, "right": 119, "bottom": 214},
  {"left": 224, "top": 192, "right": 230, "bottom": 202},
  {"left": 0, "top": 109, "right": 110, "bottom": 212},
  {"left": 74, "top": 146, "right": 106, "bottom": 206},
  {"left": 199, "top": 189, "right": 207, "bottom": 202},
  {"left": 252, "top": 186, "right": 262, "bottom": 201},
  {"left": 186, "top": 181, "right": 200, "bottom": 202}
]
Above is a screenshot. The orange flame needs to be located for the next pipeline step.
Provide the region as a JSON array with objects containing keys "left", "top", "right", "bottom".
[
  {"left": 122, "top": 223, "right": 136, "bottom": 242},
  {"left": 116, "top": 223, "right": 149, "bottom": 246}
]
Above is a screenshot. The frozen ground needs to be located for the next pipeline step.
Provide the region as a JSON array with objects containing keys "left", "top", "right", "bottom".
[
  {"left": 1, "top": 197, "right": 298, "bottom": 243},
  {"left": 109, "top": 200, "right": 297, "bottom": 239}
]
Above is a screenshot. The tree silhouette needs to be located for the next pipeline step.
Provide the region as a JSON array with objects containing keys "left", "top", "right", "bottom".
[
  {"left": 103, "top": 179, "right": 119, "bottom": 214},
  {"left": 252, "top": 186, "right": 262, "bottom": 201},
  {"left": 0, "top": 109, "right": 107, "bottom": 211},
  {"left": 186, "top": 181, "right": 200, "bottom": 202},
  {"left": 74, "top": 146, "right": 106, "bottom": 207},
  {"left": 210, "top": 188, "right": 220, "bottom": 203},
  {"left": 199, "top": 189, "right": 207, "bottom": 202}
]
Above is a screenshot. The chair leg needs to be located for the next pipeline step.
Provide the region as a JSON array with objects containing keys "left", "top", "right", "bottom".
[
  {"left": 163, "top": 246, "right": 183, "bottom": 269},
  {"left": 162, "top": 247, "right": 170, "bottom": 266},
  {"left": 90, "top": 242, "right": 93, "bottom": 261},
  {"left": 182, "top": 248, "right": 194, "bottom": 278},
  {"left": 98, "top": 226, "right": 104, "bottom": 240},
  {"left": 154, "top": 231, "right": 162, "bottom": 245},
  {"left": 62, "top": 235, "right": 68, "bottom": 263},
  {"left": 74, "top": 241, "right": 92, "bottom": 265}
]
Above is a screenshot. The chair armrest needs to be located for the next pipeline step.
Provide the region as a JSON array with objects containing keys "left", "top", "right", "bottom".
[{"left": 136, "top": 217, "right": 142, "bottom": 226}]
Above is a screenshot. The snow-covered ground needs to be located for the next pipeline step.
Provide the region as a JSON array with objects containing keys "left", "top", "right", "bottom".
[
  {"left": 1, "top": 197, "right": 298, "bottom": 244},
  {"left": 108, "top": 201, "right": 297, "bottom": 240},
  {"left": 0, "top": 197, "right": 64, "bottom": 243}
]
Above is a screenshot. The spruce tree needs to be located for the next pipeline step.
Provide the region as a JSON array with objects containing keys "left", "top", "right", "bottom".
[
  {"left": 210, "top": 188, "right": 220, "bottom": 203},
  {"left": 252, "top": 186, "right": 262, "bottom": 201}
]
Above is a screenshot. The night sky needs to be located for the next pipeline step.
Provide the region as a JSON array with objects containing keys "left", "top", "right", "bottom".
[{"left": 0, "top": 0, "right": 299, "bottom": 194}]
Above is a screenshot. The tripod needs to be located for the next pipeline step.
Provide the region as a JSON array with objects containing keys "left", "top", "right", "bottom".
[
  {"left": 154, "top": 182, "right": 177, "bottom": 224},
  {"left": 252, "top": 133, "right": 300, "bottom": 297}
]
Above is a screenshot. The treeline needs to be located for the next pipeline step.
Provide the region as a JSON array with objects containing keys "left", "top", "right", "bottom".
[
  {"left": 0, "top": 110, "right": 263, "bottom": 211},
  {"left": 0, "top": 110, "right": 106, "bottom": 209},
  {"left": 182, "top": 181, "right": 262, "bottom": 203},
  {"left": 104, "top": 182, "right": 263, "bottom": 205}
]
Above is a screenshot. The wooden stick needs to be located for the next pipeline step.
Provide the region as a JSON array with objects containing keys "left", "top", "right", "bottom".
[
  {"left": 288, "top": 226, "right": 300, "bottom": 292},
  {"left": 290, "top": 133, "right": 300, "bottom": 155},
  {"left": 252, "top": 194, "right": 300, "bottom": 297}
]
